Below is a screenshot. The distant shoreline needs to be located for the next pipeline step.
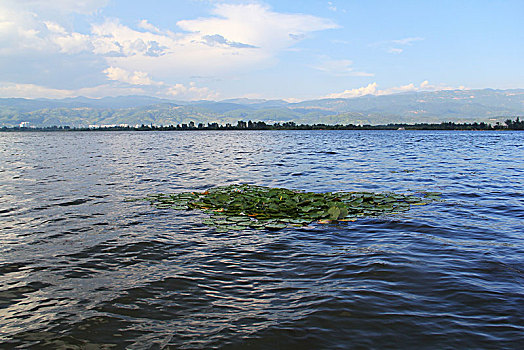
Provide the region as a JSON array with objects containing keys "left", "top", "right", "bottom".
[{"left": 1, "top": 118, "right": 523, "bottom": 132}]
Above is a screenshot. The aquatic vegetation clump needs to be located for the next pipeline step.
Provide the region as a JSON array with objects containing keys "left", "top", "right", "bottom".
[{"left": 144, "top": 184, "right": 440, "bottom": 231}]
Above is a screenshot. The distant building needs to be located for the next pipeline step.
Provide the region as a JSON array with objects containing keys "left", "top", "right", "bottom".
[
  {"left": 19, "top": 121, "right": 30, "bottom": 128},
  {"left": 88, "top": 124, "right": 129, "bottom": 129}
]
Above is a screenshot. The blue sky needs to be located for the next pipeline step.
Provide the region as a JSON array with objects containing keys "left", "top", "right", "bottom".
[{"left": 0, "top": 0, "right": 522, "bottom": 101}]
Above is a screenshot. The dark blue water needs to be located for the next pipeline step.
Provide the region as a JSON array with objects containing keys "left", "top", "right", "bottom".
[{"left": 0, "top": 130, "right": 523, "bottom": 349}]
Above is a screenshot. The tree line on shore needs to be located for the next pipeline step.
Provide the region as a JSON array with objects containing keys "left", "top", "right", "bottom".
[{"left": 2, "top": 117, "right": 523, "bottom": 132}]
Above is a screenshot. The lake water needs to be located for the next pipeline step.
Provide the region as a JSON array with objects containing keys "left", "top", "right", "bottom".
[{"left": 0, "top": 130, "right": 523, "bottom": 349}]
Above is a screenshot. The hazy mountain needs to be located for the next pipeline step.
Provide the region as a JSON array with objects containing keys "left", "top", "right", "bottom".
[
  {"left": 35, "top": 95, "right": 185, "bottom": 109},
  {"left": 0, "top": 98, "right": 78, "bottom": 112},
  {"left": 221, "top": 98, "right": 290, "bottom": 109},
  {"left": 291, "top": 89, "right": 524, "bottom": 117},
  {"left": 1, "top": 89, "right": 522, "bottom": 127}
]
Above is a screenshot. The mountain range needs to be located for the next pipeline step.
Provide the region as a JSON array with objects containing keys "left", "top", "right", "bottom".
[{"left": 1, "top": 89, "right": 523, "bottom": 127}]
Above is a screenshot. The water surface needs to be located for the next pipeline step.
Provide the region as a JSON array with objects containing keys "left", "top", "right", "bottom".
[{"left": 0, "top": 130, "right": 523, "bottom": 348}]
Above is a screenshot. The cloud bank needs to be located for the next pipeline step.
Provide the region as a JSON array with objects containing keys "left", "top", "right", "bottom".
[
  {"left": 0, "top": 1, "right": 338, "bottom": 100},
  {"left": 324, "top": 81, "right": 465, "bottom": 99}
]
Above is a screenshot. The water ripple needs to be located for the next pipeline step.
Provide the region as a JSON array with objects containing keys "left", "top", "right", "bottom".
[{"left": 0, "top": 130, "right": 523, "bottom": 348}]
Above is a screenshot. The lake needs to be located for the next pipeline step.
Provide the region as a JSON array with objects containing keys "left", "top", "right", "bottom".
[{"left": 0, "top": 130, "right": 523, "bottom": 349}]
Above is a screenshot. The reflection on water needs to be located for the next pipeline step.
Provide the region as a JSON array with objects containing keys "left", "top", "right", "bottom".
[{"left": 0, "top": 130, "right": 523, "bottom": 348}]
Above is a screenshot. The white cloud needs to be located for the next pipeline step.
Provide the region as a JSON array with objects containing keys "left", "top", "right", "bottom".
[
  {"left": 137, "top": 19, "right": 162, "bottom": 33},
  {"left": 0, "top": 1, "right": 337, "bottom": 99},
  {"left": 11, "top": 0, "right": 109, "bottom": 14},
  {"left": 54, "top": 33, "right": 92, "bottom": 54},
  {"left": 324, "top": 83, "right": 379, "bottom": 98},
  {"left": 45, "top": 21, "right": 93, "bottom": 54},
  {"left": 327, "top": 1, "right": 346, "bottom": 13},
  {"left": 166, "top": 82, "right": 220, "bottom": 100},
  {"left": 0, "top": 6, "right": 44, "bottom": 53},
  {"left": 2, "top": 2, "right": 308, "bottom": 60},
  {"left": 1, "top": 80, "right": 464, "bottom": 101},
  {"left": 392, "top": 37, "right": 424, "bottom": 45},
  {"left": 43, "top": 21, "right": 66, "bottom": 34},
  {"left": 91, "top": 19, "right": 172, "bottom": 57},
  {"left": 177, "top": 3, "right": 338, "bottom": 52},
  {"left": 92, "top": 3, "right": 338, "bottom": 81},
  {"left": 312, "top": 57, "right": 374, "bottom": 77},
  {"left": 372, "top": 37, "right": 424, "bottom": 54},
  {"left": 0, "top": 80, "right": 219, "bottom": 100},
  {"left": 324, "top": 81, "right": 464, "bottom": 99},
  {"left": 387, "top": 48, "right": 403, "bottom": 54},
  {"left": 0, "top": 6, "right": 93, "bottom": 55},
  {"left": 0, "top": 82, "right": 145, "bottom": 99},
  {"left": 378, "top": 83, "right": 417, "bottom": 95},
  {"left": 103, "top": 67, "right": 157, "bottom": 86}
]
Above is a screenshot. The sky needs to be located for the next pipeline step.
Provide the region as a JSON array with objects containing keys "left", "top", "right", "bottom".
[{"left": 0, "top": 0, "right": 522, "bottom": 101}]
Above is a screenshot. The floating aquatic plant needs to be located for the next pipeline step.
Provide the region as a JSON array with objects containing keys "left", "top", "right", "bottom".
[{"left": 143, "top": 184, "right": 441, "bottom": 232}]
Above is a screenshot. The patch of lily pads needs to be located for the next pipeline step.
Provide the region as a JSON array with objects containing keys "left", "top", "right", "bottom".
[{"left": 143, "top": 184, "right": 441, "bottom": 232}]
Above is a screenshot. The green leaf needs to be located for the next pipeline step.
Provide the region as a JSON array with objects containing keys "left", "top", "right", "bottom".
[
  {"left": 172, "top": 205, "right": 189, "bottom": 210},
  {"left": 236, "top": 221, "right": 253, "bottom": 226},
  {"left": 327, "top": 206, "right": 341, "bottom": 220},
  {"left": 265, "top": 223, "right": 287, "bottom": 230},
  {"left": 142, "top": 184, "right": 442, "bottom": 229},
  {"left": 228, "top": 216, "right": 249, "bottom": 222}
]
